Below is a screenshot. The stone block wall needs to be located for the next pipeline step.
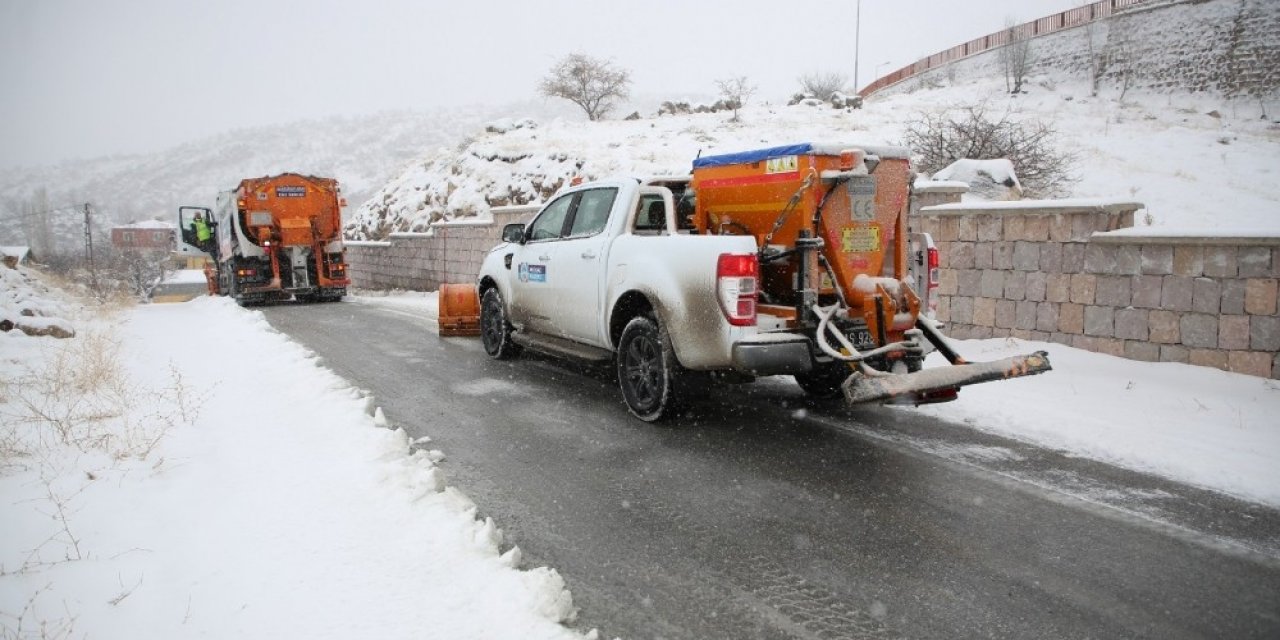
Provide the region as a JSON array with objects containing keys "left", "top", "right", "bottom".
[
  {"left": 345, "top": 205, "right": 539, "bottom": 291},
  {"left": 916, "top": 202, "right": 1280, "bottom": 378}
]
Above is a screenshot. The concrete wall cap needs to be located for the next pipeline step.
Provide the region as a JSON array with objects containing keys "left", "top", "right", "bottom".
[
  {"left": 919, "top": 198, "right": 1145, "bottom": 216},
  {"left": 491, "top": 204, "right": 542, "bottom": 215},
  {"left": 914, "top": 180, "right": 971, "bottom": 194},
  {"left": 1091, "top": 232, "right": 1280, "bottom": 247}
]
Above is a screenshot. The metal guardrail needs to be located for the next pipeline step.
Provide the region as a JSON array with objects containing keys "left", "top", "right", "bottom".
[{"left": 859, "top": 0, "right": 1152, "bottom": 97}]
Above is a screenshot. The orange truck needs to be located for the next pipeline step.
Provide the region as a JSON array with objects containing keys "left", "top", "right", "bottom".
[
  {"left": 179, "top": 173, "right": 350, "bottom": 304},
  {"left": 462, "top": 143, "right": 1051, "bottom": 420}
]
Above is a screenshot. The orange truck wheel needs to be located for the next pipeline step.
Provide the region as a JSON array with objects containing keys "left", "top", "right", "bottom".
[{"left": 438, "top": 283, "right": 482, "bottom": 337}]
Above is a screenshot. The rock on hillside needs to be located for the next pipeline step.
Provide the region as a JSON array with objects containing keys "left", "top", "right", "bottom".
[{"left": 344, "top": 104, "right": 889, "bottom": 240}]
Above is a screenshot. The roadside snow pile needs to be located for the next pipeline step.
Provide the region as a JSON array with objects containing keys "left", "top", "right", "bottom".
[
  {"left": 0, "top": 263, "right": 77, "bottom": 338},
  {"left": 346, "top": 76, "right": 1280, "bottom": 240},
  {"left": 932, "top": 158, "right": 1023, "bottom": 201},
  {"left": 0, "top": 296, "right": 589, "bottom": 639}
]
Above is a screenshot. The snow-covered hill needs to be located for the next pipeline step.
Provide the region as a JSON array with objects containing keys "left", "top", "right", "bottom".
[
  {"left": 0, "top": 102, "right": 579, "bottom": 253},
  {"left": 346, "top": 75, "right": 1280, "bottom": 240}
]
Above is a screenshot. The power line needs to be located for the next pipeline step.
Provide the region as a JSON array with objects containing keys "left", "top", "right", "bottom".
[{"left": 0, "top": 203, "right": 90, "bottom": 224}]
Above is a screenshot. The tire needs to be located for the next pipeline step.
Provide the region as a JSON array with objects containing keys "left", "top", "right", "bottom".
[
  {"left": 227, "top": 267, "right": 243, "bottom": 304},
  {"left": 616, "top": 315, "right": 678, "bottom": 422},
  {"left": 480, "top": 288, "right": 521, "bottom": 359},
  {"left": 794, "top": 362, "right": 851, "bottom": 400}
]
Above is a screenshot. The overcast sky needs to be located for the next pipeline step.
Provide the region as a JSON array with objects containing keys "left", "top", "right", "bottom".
[{"left": 0, "top": 0, "right": 1075, "bottom": 168}]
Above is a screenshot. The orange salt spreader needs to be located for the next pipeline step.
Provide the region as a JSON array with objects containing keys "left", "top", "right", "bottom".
[
  {"left": 438, "top": 283, "right": 482, "bottom": 337},
  {"left": 688, "top": 143, "right": 1050, "bottom": 404}
]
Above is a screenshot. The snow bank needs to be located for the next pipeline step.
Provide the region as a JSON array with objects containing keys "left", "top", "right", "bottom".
[
  {"left": 0, "top": 294, "right": 587, "bottom": 639},
  {"left": 909, "top": 337, "right": 1280, "bottom": 507}
]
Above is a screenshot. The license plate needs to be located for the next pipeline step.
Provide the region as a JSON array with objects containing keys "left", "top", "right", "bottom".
[{"left": 846, "top": 329, "right": 875, "bottom": 350}]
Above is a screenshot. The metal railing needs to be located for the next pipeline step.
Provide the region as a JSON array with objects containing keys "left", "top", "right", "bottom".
[{"left": 859, "top": 0, "right": 1151, "bottom": 97}]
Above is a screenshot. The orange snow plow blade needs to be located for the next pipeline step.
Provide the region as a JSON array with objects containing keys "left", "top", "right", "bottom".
[
  {"left": 438, "top": 283, "right": 481, "bottom": 337},
  {"left": 842, "top": 351, "right": 1052, "bottom": 405}
]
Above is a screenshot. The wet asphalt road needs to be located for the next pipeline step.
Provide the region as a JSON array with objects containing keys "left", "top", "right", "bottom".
[{"left": 262, "top": 300, "right": 1280, "bottom": 640}]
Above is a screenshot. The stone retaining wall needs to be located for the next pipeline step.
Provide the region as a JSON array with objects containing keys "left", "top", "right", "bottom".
[
  {"left": 345, "top": 205, "right": 538, "bottom": 291},
  {"left": 916, "top": 202, "right": 1280, "bottom": 378},
  {"left": 346, "top": 197, "right": 1280, "bottom": 378},
  {"left": 869, "top": 0, "right": 1279, "bottom": 101}
]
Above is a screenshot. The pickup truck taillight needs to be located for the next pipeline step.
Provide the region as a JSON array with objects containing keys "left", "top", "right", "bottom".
[
  {"left": 716, "top": 253, "right": 758, "bottom": 327},
  {"left": 927, "top": 246, "right": 939, "bottom": 287},
  {"left": 927, "top": 246, "right": 939, "bottom": 313}
]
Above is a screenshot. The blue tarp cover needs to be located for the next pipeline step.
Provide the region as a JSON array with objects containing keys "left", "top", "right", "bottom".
[{"left": 691, "top": 143, "right": 819, "bottom": 169}]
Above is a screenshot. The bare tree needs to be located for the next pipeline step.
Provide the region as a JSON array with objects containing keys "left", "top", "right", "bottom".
[
  {"left": 998, "top": 19, "right": 1034, "bottom": 94},
  {"left": 16, "top": 188, "right": 55, "bottom": 258},
  {"left": 539, "top": 53, "right": 632, "bottom": 121},
  {"left": 715, "top": 76, "right": 756, "bottom": 122},
  {"left": 797, "top": 71, "right": 847, "bottom": 100},
  {"left": 1081, "top": 5, "right": 1105, "bottom": 96},
  {"left": 1105, "top": 18, "right": 1137, "bottom": 101},
  {"left": 111, "top": 249, "right": 174, "bottom": 299}
]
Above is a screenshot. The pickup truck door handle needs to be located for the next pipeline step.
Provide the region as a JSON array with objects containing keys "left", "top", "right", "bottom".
[
  {"left": 580, "top": 251, "right": 597, "bottom": 260},
  {"left": 538, "top": 254, "right": 550, "bottom": 261}
]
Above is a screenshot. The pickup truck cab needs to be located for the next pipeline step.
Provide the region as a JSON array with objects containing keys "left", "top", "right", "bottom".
[{"left": 476, "top": 177, "right": 814, "bottom": 421}]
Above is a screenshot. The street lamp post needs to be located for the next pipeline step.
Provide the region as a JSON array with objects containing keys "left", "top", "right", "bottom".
[{"left": 854, "top": 0, "right": 861, "bottom": 92}]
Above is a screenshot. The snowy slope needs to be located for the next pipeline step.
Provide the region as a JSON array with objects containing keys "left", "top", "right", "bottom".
[
  {"left": 346, "top": 75, "right": 1280, "bottom": 240},
  {"left": 0, "top": 101, "right": 580, "bottom": 253}
]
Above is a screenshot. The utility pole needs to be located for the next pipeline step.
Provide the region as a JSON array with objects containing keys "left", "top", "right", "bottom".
[
  {"left": 83, "top": 202, "right": 98, "bottom": 292},
  {"left": 854, "top": 0, "right": 861, "bottom": 92}
]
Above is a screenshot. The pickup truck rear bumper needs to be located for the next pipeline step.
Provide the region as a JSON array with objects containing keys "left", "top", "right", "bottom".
[{"left": 731, "top": 333, "right": 813, "bottom": 376}]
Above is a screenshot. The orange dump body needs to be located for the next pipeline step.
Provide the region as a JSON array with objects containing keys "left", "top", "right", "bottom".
[
  {"left": 691, "top": 145, "right": 919, "bottom": 345},
  {"left": 237, "top": 174, "right": 342, "bottom": 248},
  {"left": 235, "top": 173, "right": 349, "bottom": 292}
]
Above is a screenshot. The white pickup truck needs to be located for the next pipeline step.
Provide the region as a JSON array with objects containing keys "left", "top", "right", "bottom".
[
  {"left": 476, "top": 177, "right": 817, "bottom": 421},
  {"left": 476, "top": 144, "right": 1050, "bottom": 420}
]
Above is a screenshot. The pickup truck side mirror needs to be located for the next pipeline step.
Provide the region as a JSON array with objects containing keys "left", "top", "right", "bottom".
[{"left": 501, "top": 223, "right": 526, "bottom": 244}]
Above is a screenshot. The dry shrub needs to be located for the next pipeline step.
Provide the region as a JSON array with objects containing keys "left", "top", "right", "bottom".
[
  {"left": 1, "top": 329, "right": 200, "bottom": 464},
  {"left": 796, "top": 71, "right": 847, "bottom": 101},
  {"left": 902, "top": 103, "right": 1077, "bottom": 198}
]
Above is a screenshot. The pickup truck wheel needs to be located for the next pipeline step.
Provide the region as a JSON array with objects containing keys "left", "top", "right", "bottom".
[
  {"left": 480, "top": 288, "right": 521, "bottom": 359},
  {"left": 617, "top": 315, "right": 677, "bottom": 422},
  {"left": 794, "top": 362, "right": 850, "bottom": 400}
]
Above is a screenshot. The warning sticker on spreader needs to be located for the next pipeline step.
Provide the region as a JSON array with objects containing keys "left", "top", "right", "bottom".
[
  {"left": 841, "top": 225, "right": 880, "bottom": 253},
  {"left": 276, "top": 186, "right": 307, "bottom": 198},
  {"left": 765, "top": 155, "right": 798, "bottom": 174},
  {"left": 847, "top": 176, "right": 877, "bottom": 221}
]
